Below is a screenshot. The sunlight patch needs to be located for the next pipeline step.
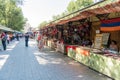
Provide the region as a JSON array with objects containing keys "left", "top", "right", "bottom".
[
  {"left": 51, "top": 61, "right": 60, "bottom": 64},
  {"left": 36, "top": 56, "right": 48, "bottom": 65},
  {"left": 29, "top": 41, "right": 36, "bottom": 47},
  {"left": 6, "top": 41, "right": 19, "bottom": 51},
  {"left": 0, "top": 55, "right": 9, "bottom": 70},
  {"left": 78, "top": 75, "right": 83, "bottom": 78}
]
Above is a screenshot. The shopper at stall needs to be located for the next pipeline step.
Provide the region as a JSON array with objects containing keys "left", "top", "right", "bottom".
[
  {"left": 37, "top": 33, "right": 44, "bottom": 50},
  {"left": 7, "top": 34, "right": 10, "bottom": 44},
  {"left": 43, "top": 34, "right": 47, "bottom": 46},
  {"left": 109, "top": 40, "right": 118, "bottom": 52},
  {"left": 9, "top": 33, "right": 13, "bottom": 41},
  {"left": 1, "top": 32, "right": 7, "bottom": 50},
  {"left": 37, "top": 34, "right": 41, "bottom": 44}
]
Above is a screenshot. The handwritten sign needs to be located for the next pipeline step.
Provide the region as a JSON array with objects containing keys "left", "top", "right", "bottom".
[
  {"left": 94, "top": 34, "right": 103, "bottom": 49},
  {"left": 102, "top": 33, "right": 110, "bottom": 45}
]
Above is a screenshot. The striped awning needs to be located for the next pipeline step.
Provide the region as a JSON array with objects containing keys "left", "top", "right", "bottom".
[
  {"left": 68, "top": 0, "right": 120, "bottom": 22},
  {"left": 56, "top": 0, "right": 120, "bottom": 25},
  {"left": 44, "top": 0, "right": 120, "bottom": 29}
]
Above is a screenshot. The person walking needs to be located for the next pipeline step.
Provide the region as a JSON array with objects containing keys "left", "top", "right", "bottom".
[
  {"left": 1, "top": 32, "right": 7, "bottom": 50},
  {"left": 25, "top": 32, "right": 29, "bottom": 47},
  {"left": 7, "top": 34, "right": 10, "bottom": 44},
  {"left": 38, "top": 33, "right": 44, "bottom": 50},
  {"left": 16, "top": 33, "right": 19, "bottom": 41}
]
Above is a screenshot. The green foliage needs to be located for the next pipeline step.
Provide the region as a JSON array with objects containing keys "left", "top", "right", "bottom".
[
  {"left": 40, "top": 0, "right": 118, "bottom": 28},
  {"left": 38, "top": 21, "right": 48, "bottom": 28},
  {"left": 15, "top": 0, "right": 24, "bottom": 5},
  {"left": 67, "top": 0, "right": 93, "bottom": 13},
  {"left": 52, "top": 14, "right": 61, "bottom": 21},
  {"left": 0, "top": 0, "right": 26, "bottom": 31},
  {"left": 51, "top": 0, "right": 93, "bottom": 22},
  {"left": 97, "top": 0, "right": 118, "bottom": 7},
  {"left": 67, "top": 0, "right": 76, "bottom": 13},
  {"left": 52, "top": 11, "right": 68, "bottom": 21}
]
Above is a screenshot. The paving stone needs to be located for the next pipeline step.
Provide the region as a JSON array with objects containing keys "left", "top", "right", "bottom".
[{"left": 0, "top": 39, "right": 113, "bottom": 80}]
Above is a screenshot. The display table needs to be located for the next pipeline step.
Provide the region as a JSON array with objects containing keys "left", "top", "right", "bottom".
[
  {"left": 66, "top": 45, "right": 79, "bottom": 59},
  {"left": 56, "top": 42, "right": 65, "bottom": 53},
  {"left": 47, "top": 40, "right": 66, "bottom": 54},
  {"left": 67, "top": 45, "right": 120, "bottom": 80},
  {"left": 51, "top": 41, "right": 56, "bottom": 49},
  {"left": 47, "top": 40, "right": 52, "bottom": 47},
  {"left": 89, "top": 52, "right": 120, "bottom": 80},
  {"left": 47, "top": 40, "right": 57, "bottom": 49},
  {"left": 75, "top": 47, "right": 90, "bottom": 66}
]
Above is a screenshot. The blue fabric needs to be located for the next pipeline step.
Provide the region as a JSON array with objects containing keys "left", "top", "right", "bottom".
[{"left": 101, "top": 22, "right": 120, "bottom": 27}]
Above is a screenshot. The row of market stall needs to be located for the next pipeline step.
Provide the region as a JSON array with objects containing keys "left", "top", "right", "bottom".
[
  {"left": 40, "top": 1, "right": 120, "bottom": 80},
  {"left": 0, "top": 25, "right": 22, "bottom": 33},
  {"left": 0, "top": 25, "right": 22, "bottom": 46}
]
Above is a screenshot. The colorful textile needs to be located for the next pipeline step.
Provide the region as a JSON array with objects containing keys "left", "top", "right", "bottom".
[{"left": 100, "top": 18, "right": 120, "bottom": 31}]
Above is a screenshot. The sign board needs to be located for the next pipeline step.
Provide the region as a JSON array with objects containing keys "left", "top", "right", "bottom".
[
  {"left": 96, "top": 30, "right": 100, "bottom": 34},
  {"left": 102, "top": 33, "right": 110, "bottom": 45},
  {"left": 94, "top": 34, "right": 103, "bottom": 49}
]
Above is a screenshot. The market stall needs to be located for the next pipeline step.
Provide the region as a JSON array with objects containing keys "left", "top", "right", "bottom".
[
  {"left": 67, "top": 46, "right": 120, "bottom": 80},
  {"left": 40, "top": 1, "right": 120, "bottom": 80}
]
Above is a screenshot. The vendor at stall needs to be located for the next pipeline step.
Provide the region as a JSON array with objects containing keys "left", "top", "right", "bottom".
[
  {"left": 81, "top": 39, "right": 92, "bottom": 47},
  {"left": 73, "top": 32, "right": 81, "bottom": 44},
  {"left": 109, "top": 40, "right": 119, "bottom": 52}
]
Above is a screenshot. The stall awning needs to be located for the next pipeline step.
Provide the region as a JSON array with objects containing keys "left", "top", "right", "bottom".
[
  {"left": 55, "top": 0, "right": 120, "bottom": 25},
  {"left": 57, "top": 20, "right": 69, "bottom": 25},
  {"left": 42, "top": 0, "right": 120, "bottom": 29},
  {"left": 68, "top": 0, "right": 120, "bottom": 22},
  {"left": 0, "top": 25, "right": 14, "bottom": 32}
]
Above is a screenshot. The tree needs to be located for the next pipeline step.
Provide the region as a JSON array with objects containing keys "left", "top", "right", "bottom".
[
  {"left": 0, "top": 0, "right": 26, "bottom": 31},
  {"left": 51, "top": 0, "right": 94, "bottom": 22},
  {"left": 39, "top": 0, "right": 94, "bottom": 27},
  {"left": 67, "top": 0, "right": 77, "bottom": 13},
  {"left": 52, "top": 14, "right": 61, "bottom": 21},
  {"left": 15, "top": 0, "right": 24, "bottom": 5},
  {"left": 38, "top": 21, "right": 48, "bottom": 28},
  {"left": 67, "top": 0, "right": 93, "bottom": 13},
  {"left": 9, "top": 7, "right": 26, "bottom": 31}
]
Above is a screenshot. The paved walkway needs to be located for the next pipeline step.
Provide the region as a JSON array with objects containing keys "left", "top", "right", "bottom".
[{"left": 0, "top": 39, "right": 113, "bottom": 80}]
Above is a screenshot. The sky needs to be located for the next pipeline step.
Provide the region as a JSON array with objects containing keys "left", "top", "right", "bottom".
[{"left": 21, "top": 0, "right": 72, "bottom": 28}]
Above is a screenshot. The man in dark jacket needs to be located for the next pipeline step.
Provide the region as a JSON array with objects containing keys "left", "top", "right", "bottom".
[{"left": 25, "top": 32, "right": 29, "bottom": 47}]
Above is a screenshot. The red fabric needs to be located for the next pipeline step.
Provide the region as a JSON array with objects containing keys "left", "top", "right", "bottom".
[
  {"left": 37, "top": 36, "right": 41, "bottom": 41},
  {"left": 1, "top": 33, "right": 5, "bottom": 38},
  {"left": 101, "top": 18, "right": 120, "bottom": 23},
  {"left": 52, "top": 29, "right": 58, "bottom": 35},
  {"left": 76, "top": 49, "right": 90, "bottom": 56},
  {"left": 60, "top": 40, "right": 64, "bottom": 44},
  {"left": 66, "top": 45, "right": 77, "bottom": 54}
]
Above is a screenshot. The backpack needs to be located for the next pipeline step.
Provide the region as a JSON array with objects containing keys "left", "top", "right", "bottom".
[{"left": 2, "top": 35, "right": 7, "bottom": 41}]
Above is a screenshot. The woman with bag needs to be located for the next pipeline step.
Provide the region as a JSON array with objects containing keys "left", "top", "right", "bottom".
[
  {"left": 1, "top": 32, "right": 7, "bottom": 50},
  {"left": 37, "top": 33, "right": 44, "bottom": 50}
]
